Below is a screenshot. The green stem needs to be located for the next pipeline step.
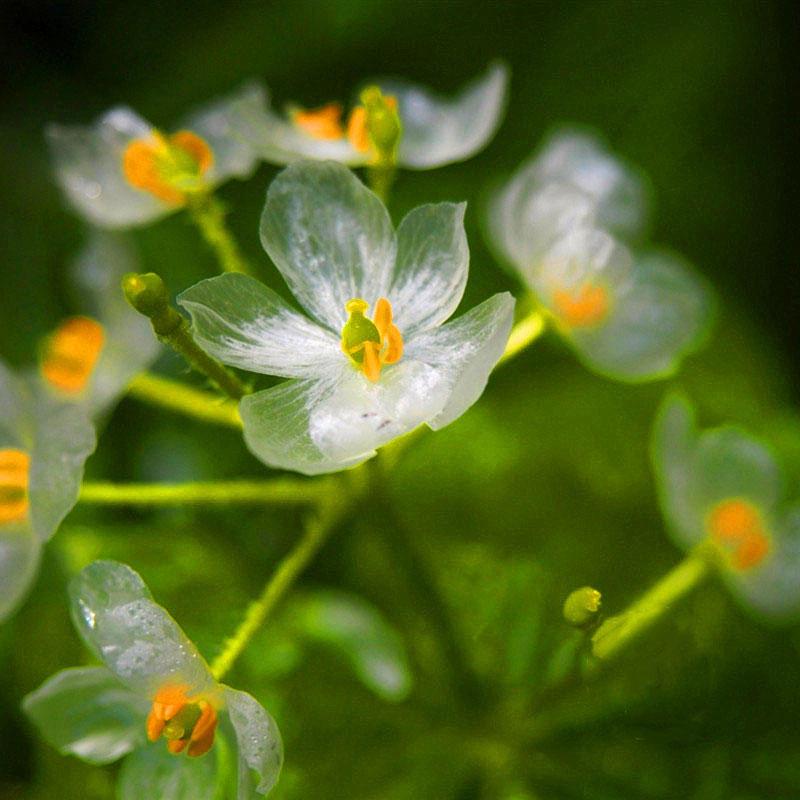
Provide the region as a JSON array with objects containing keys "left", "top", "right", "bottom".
[
  {"left": 210, "top": 496, "right": 351, "bottom": 681},
  {"left": 127, "top": 373, "right": 242, "bottom": 428},
  {"left": 366, "top": 165, "right": 396, "bottom": 204},
  {"left": 188, "top": 193, "right": 254, "bottom": 276},
  {"left": 499, "top": 309, "right": 547, "bottom": 365},
  {"left": 590, "top": 549, "right": 710, "bottom": 665},
  {"left": 123, "top": 273, "right": 249, "bottom": 400},
  {"left": 78, "top": 479, "right": 328, "bottom": 507}
]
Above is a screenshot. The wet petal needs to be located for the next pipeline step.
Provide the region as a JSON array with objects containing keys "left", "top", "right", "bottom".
[
  {"left": 0, "top": 522, "right": 40, "bottom": 622},
  {"left": 178, "top": 274, "right": 340, "bottom": 379},
  {"left": 23, "top": 666, "right": 145, "bottom": 765},
  {"left": 406, "top": 292, "right": 515, "bottom": 429},
  {"left": 47, "top": 107, "right": 166, "bottom": 228},
  {"left": 379, "top": 61, "right": 509, "bottom": 169},
  {"left": 69, "top": 560, "right": 216, "bottom": 698},
  {"left": 241, "top": 360, "right": 450, "bottom": 475},
  {"left": 223, "top": 687, "right": 283, "bottom": 798},
  {"left": 389, "top": 202, "right": 468, "bottom": 336},
  {"left": 260, "top": 161, "right": 395, "bottom": 330}
]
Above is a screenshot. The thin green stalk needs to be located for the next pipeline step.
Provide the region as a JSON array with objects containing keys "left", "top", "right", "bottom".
[
  {"left": 127, "top": 373, "right": 242, "bottom": 428},
  {"left": 210, "top": 495, "right": 351, "bottom": 681},
  {"left": 499, "top": 309, "right": 547, "bottom": 365},
  {"left": 366, "top": 165, "right": 396, "bottom": 204},
  {"left": 78, "top": 479, "right": 328, "bottom": 507},
  {"left": 188, "top": 193, "right": 254, "bottom": 276},
  {"left": 123, "top": 272, "right": 249, "bottom": 400},
  {"left": 590, "top": 549, "right": 710, "bottom": 666}
]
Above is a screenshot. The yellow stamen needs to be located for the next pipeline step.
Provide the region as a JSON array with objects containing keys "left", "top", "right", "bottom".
[
  {"left": 340, "top": 297, "right": 403, "bottom": 382},
  {"left": 0, "top": 449, "right": 30, "bottom": 525},
  {"left": 146, "top": 684, "right": 218, "bottom": 759},
  {"left": 553, "top": 283, "right": 609, "bottom": 328},
  {"left": 41, "top": 316, "right": 105, "bottom": 395},
  {"left": 292, "top": 103, "right": 345, "bottom": 140},
  {"left": 122, "top": 130, "right": 214, "bottom": 205},
  {"left": 707, "top": 498, "right": 770, "bottom": 571}
]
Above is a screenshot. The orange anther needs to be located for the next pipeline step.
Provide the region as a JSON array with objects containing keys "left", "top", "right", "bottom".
[
  {"left": 708, "top": 498, "right": 771, "bottom": 571},
  {"left": 346, "top": 105, "right": 370, "bottom": 153},
  {"left": 41, "top": 316, "right": 105, "bottom": 395},
  {"left": 0, "top": 449, "right": 30, "bottom": 525},
  {"left": 170, "top": 131, "right": 214, "bottom": 174},
  {"left": 362, "top": 340, "right": 382, "bottom": 383},
  {"left": 167, "top": 738, "right": 188, "bottom": 755},
  {"left": 292, "top": 103, "right": 345, "bottom": 140},
  {"left": 553, "top": 284, "right": 609, "bottom": 328},
  {"left": 373, "top": 298, "right": 402, "bottom": 364},
  {"left": 147, "top": 684, "right": 218, "bottom": 758},
  {"left": 341, "top": 297, "right": 404, "bottom": 381}
]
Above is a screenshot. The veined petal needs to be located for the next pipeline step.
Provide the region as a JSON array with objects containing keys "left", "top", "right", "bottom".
[
  {"left": 231, "top": 84, "right": 364, "bottom": 166},
  {"left": 118, "top": 740, "right": 219, "bottom": 800},
  {"left": 178, "top": 274, "right": 340, "bottom": 379},
  {"left": 379, "top": 61, "right": 509, "bottom": 169},
  {"left": 0, "top": 521, "right": 41, "bottom": 622},
  {"left": 406, "top": 292, "right": 515, "bottom": 429},
  {"left": 240, "top": 360, "right": 450, "bottom": 475},
  {"left": 47, "top": 107, "right": 166, "bottom": 228},
  {"left": 69, "top": 560, "right": 216, "bottom": 698},
  {"left": 68, "top": 231, "right": 161, "bottom": 416},
  {"left": 562, "top": 250, "right": 714, "bottom": 381},
  {"left": 181, "top": 82, "right": 263, "bottom": 183},
  {"left": 260, "top": 161, "right": 396, "bottom": 330},
  {"left": 23, "top": 666, "right": 146, "bottom": 765},
  {"left": 389, "top": 203, "right": 469, "bottom": 336},
  {"left": 223, "top": 687, "right": 283, "bottom": 798}
]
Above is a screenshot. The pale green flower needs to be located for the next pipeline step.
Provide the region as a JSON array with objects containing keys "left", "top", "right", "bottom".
[
  {"left": 229, "top": 63, "right": 508, "bottom": 169},
  {"left": 652, "top": 394, "right": 800, "bottom": 622},
  {"left": 179, "top": 161, "right": 514, "bottom": 475},
  {"left": 24, "top": 560, "right": 283, "bottom": 798},
  {"left": 47, "top": 84, "right": 262, "bottom": 228},
  {"left": 487, "top": 130, "right": 713, "bottom": 381}
]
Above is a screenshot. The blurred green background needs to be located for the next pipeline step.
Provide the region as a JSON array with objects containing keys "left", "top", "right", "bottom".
[{"left": 1, "top": 1, "right": 798, "bottom": 798}]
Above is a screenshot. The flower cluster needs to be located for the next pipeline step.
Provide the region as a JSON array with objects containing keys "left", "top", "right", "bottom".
[
  {"left": 652, "top": 394, "right": 800, "bottom": 622},
  {"left": 24, "top": 560, "right": 282, "bottom": 798},
  {"left": 488, "top": 130, "right": 714, "bottom": 381}
]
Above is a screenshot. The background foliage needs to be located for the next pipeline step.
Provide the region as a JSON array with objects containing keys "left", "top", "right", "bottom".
[{"left": 0, "top": 1, "right": 797, "bottom": 798}]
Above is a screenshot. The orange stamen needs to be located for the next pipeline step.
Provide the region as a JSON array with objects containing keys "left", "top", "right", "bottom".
[
  {"left": 41, "top": 316, "right": 105, "bottom": 395},
  {"left": 122, "top": 130, "right": 213, "bottom": 205},
  {"left": 146, "top": 684, "right": 218, "bottom": 758},
  {"left": 553, "top": 284, "right": 609, "bottom": 328},
  {"left": 0, "top": 449, "right": 30, "bottom": 525},
  {"left": 708, "top": 498, "right": 771, "bottom": 571},
  {"left": 346, "top": 106, "right": 370, "bottom": 153},
  {"left": 361, "top": 341, "right": 382, "bottom": 382},
  {"left": 341, "top": 297, "right": 404, "bottom": 382},
  {"left": 292, "top": 103, "right": 345, "bottom": 140},
  {"left": 373, "top": 298, "right": 403, "bottom": 364}
]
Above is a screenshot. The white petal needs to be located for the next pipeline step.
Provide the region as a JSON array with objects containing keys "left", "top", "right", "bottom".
[
  {"left": 223, "top": 687, "right": 283, "bottom": 798},
  {"left": 0, "top": 522, "right": 41, "bottom": 622},
  {"left": 407, "top": 292, "right": 515, "bottom": 429},
  {"left": 231, "top": 84, "right": 364, "bottom": 166},
  {"left": 47, "top": 108, "right": 167, "bottom": 228},
  {"left": 389, "top": 203, "right": 469, "bottom": 336},
  {"left": 380, "top": 61, "right": 509, "bottom": 169},
  {"left": 181, "top": 82, "right": 263, "bottom": 183},
  {"left": 179, "top": 274, "right": 340, "bottom": 379},
  {"left": 260, "top": 161, "right": 395, "bottom": 330},
  {"left": 240, "top": 360, "right": 450, "bottom": 476}
]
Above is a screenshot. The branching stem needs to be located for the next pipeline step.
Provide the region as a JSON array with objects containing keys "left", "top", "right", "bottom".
[{"left": 188, "top": 193, "right": 254, "bottom": 277}]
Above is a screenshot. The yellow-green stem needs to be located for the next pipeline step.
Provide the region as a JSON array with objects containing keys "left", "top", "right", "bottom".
[
  {"left": 79, "top": 479, "right": 328, "bottom": 507},
  {"left": 499, "top": 310, "right": 547, "bottom": 365},
  {"left": 590, "top": 550, "right": 710, "bottom": 665},
  {"left": 210, "top": 496, "right": 351, "bottom": 681},
  {"left": 188, "top": 193, "right": 254, "bottom": 276},
  {"left": 127, "top": 373, "right": 242, "bottom": 428}
]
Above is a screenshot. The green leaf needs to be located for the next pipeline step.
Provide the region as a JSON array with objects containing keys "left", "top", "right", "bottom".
[{"left": 22, "top": 666, "right": 145, "bottom": 765}]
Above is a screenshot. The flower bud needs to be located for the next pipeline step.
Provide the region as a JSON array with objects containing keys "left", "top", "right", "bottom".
[{"left": 563, "top": 586, "right": 602, "bottom": 628}]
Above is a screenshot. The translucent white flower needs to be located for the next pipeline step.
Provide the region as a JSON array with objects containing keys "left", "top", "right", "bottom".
[
  {"left": 487, "top": 130, "right": 713, "bottom": 381},
  {"left": 652, "top": 394, "right": 800, "bottom": 623},
  {"left": 178, "top": 161, "right": 514, "bottom": 475},
  {"left": 47, "top": 84, "right": 263, "bottom": 228},
  {"left": 24, "top": 560, "right": 283, "bottom": 798},
  {"left": 228, "top": 63, "right": 508, "bottom": 170}
]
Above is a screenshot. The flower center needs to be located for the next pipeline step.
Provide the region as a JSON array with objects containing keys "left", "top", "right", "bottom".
[
  {"left": 340, "top": 297, "right": 403, "bottom": 382},
  {"left": 707, "top": 498, "right": 770, "bottom": 571},
  {"left": 0, "top": 449, "right": 30, "bottom": 525},
  {"left": 122, "top": 130, "right": 213, "bottom": 205},
  {"left": 40, "top": 316, "right": 106, "bottom": 395},
  {"left": 292, "top": 87, "right": 400, "bottom": 164},
  {"left": 553, "top": 283, "right": 609, "bottom": 328},
  {"left": 146, "top": 684, "right": 218, "bottom": 758}
]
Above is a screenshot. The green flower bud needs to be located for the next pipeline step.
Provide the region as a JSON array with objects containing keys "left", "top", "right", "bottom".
[{"left": 563, "top": 586, "right": 602, "bottom": 628}]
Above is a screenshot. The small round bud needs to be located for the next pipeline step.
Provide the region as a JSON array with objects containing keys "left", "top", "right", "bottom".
[
  {"left": 122, "top": 272, "right": 170, "bottom": 317},
  {"left": 563, "top": 586, "right": 602, "bottom": 628}
]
